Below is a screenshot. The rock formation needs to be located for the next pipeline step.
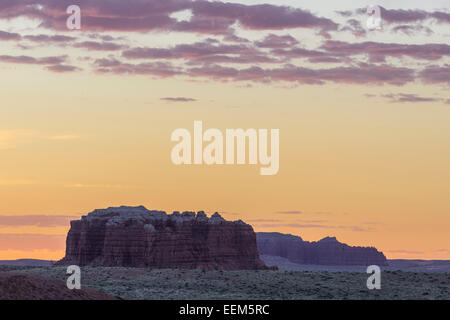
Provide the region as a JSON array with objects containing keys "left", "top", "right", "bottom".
[
  {"left": 57, "top": 206, "right": 269, "bottom": 270},
  {"left": 257, "top": 232, "right": 388, "bottom": 266}
]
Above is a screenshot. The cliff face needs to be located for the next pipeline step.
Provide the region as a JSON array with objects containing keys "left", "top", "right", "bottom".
[
  {"left": 57, "top": 206, "right": 268, "bottom": 270},
  {"left": 257, "top": 232, "right": 388, "bottom": 266}
]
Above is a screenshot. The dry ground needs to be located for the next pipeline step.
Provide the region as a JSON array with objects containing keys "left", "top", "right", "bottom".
[{"left": 0, "top": 265, "right": 448, "bottom": 300}]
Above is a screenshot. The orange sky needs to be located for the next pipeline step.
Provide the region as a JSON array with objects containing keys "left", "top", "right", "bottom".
[{"left": 0, "top": 1, "right": 449, "bottom": 261}]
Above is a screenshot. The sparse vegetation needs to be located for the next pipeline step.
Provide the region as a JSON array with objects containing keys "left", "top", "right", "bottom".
[{"left": 0, "top": 265, "right": 448, "bottom": 300}]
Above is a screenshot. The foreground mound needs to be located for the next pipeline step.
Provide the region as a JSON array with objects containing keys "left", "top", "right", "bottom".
[
  {"left": 257, "top": 232, "right": 388, "bottom": 266},
  {"left": 0, "top": 272, "right": 116, "bottom": 300},
  {"left": 57, "top": 206, "right": 269, "bottom": 270}
]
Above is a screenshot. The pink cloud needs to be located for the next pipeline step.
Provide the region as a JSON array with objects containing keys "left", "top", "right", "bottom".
[
  {"left": 190, "top": 1, "right": 338, "bottom": 31},
  {"left": 0, "top": 30, "right": 20, "bottom": 40},
  {"left": 420, "top": 65, "right": 450, "bottom": 84},
  {"left": 0, "top": 54, "right": 67, "bottom": 65},
  {"left": 46, "top": 64, "right": 81, "bottom": 73},
  {"left": 0, "top": 0, "right": 338, "bottom": 34},
  {"left": 24, "top": 34, "right": 76, "bottom": 43},
  {"left": 0, "top": 215, "right": 77, "bottom": 227},
  {"left": 74, "top": 41, "right": 126, "bottom": 51},
  {"left": 381, "top": 93, "right": 441, "bottom": 103},
  {"left": 321, "top": 41, "right": 450, "bottom": 61},
  {"left": 161, "top": 97, "right": 196, "bottom": 102},
  {"left": 255, "top": 34, "right": 299, "bottom": 49}
]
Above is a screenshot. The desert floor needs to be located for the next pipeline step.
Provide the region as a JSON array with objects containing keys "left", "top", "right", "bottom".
[{"left": 0, "top": 265, "right": 448, "bottom": 300}]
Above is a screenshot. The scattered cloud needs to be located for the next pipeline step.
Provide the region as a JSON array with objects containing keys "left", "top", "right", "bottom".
[
  {"left": 321, "top": 41, "right": 450, "bottom": 62},
  {"left": 219, "top": 211, "right": 240, "bottom": 216},
  {"left": 0, "top": 215, "right": 78, "bottom": 227},
  {"left": 73, "top": 41, "right": 126, "bottom": 51},
  {"left": 349, "top": 7, "right": 450, "bottom": 25},
  {"left": 391, "top": 24, "right": 433, "bottom": 36},
  {"left": 0, "top": 2, "right": 447, "bottom": 87},
  {"left": 339, "top": 19, "right": 367, "bottom": 38},
  {"left": 46, "top": 64, "right": 80, "bottom": 73},
  {"left": 366, "top": 93, "right": 449, "bottom": 104},
  {"left": 381, "top": 93, "right": 442, "bottom": 103},
  {"left": 274, "top": 210, "right": 302, "bottom": 215},
  {"left": 246, "top": 219, "right": 282, "bottom": 223},
  {"left": 24, "top": 34, "right": 76, "bottom": 43},
  {"left": 0, "top": 54, "right": 67, "bottom": 65},
  {"left": 0, "top": 30, "right": 20, "bottom": 41},
  {"left": 255, "top": 34, "right": 299, "bottom": 49},
  {"left": 160, "top": 97, "right": 197, "bottom": 102},
  {"left": 255, "top": 223, "right": 371, "bottom": 232},
  {"left": 0, "top": 0, "right": 338, "bottom": 34}
]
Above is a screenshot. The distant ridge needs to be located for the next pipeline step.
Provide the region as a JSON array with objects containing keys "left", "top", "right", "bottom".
[
  {"left": 0, "top": 259, "right": 54, "bottom": 267},
  {"left": 256, "top": 232, "right": 388, "bottom": 266}
]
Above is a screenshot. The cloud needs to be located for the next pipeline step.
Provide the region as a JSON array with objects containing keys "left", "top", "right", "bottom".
[
  {"left": 321, "top": 41, "right": 450, "bottom": 62},
  {"left": 255, "top": 34, "right": 299, "bottom": 49},
  {"left": 96, "top": 53, "right": 419, "bottom": 86},
  {"left": 74, "top": 41, "right": 126, "bottom": 51},
  {"left": 431, "top": 11, "right": 450, "bottom": 24},
  {"left": 274, "top": 210, "right": 302, "bottom": 215},
  {"left": 419, "top": 65, "right": 450, "bottom": 84},
  {"left": 0, "top": 30, "right": 20, "bottom": 41},
  {"left": 122, "top": 40, "right": 271, "bottom": 65},
  {"left": 94, "top": 58, "right": 182, "bottom": 77},
  {"left": 0, "top": 215, "right": 77, "bottom": 227},
  {"left": 390, "top": 25, "right": 433, "bottom": 36},
  {"left": 376, "top": 7, "right": 429, "bottom": 24},
  {"left": 381, "top": 93, "right": 442, "bottom": 103},
  {"left": 218, "top": 211, "right": 241, "bottom": 217},
  {"left": 339, "top": 19, "right": 366, "bottom": 38},
  {"left": 246, "top": 219, "right": 282, "bottom": 223},
  {"left": 434, "top": 249, "right": 450, "bottom": 254},
  {"left": 271, "top": 47, "right": 327, "bottom": 59},
  {"left": 352, "top": 6, "right": 450, "bottom": 25},
  {"left": 46, "top": 64, "right": 80, "bottom": 73},
  {"left": 0, "top": 54, "right": 67, "bottom": 65},
  {"left": 160, "top": 97, "right": 196, "bottom": 102},
  {"left": 1, "top": 0, "right": 337, "bottom": 34},
  {"left": 254, "top": 223, "right": 370, "bottom": 232},
  {"left": 0, "top": 2, "right": 447, "bottom": 89},
  {"left": 385, "top": 249, "right": 424, "bottom": 254},
  {"left": 24, "top": 34, "right": 76, "bottom": 43},
  {"left": 191, "top": 2, "right": 337, "bottom": 31}
]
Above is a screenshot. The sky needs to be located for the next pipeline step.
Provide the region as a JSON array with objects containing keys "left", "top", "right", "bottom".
[{"left": 0, "top": 0, "right": 449, "bottom": 261}]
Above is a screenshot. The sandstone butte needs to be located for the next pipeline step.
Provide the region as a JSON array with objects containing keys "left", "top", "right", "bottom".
[
  {"left": 57, "top": 206, "right": 271, "bottom": 270},
  {"left": 257, "top": 232, "right": 388, "bottom": 266}
]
